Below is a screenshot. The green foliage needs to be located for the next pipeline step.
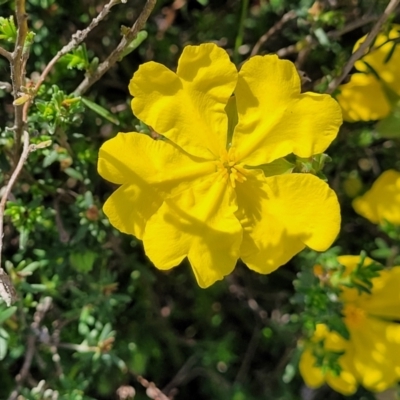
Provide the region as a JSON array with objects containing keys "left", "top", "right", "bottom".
[
  {"left": 0, "top": 15, "right": 16, "bottom": 42},
  {"left": 1, "top": 0, "right": 400, "bottom": 399}
]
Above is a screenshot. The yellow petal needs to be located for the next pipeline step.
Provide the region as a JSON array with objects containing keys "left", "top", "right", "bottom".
[
  {"left": 236, "top": 171, "right": 305, "bottom": 273},
  {"left": 353, "top": 170, "right": 400, "bottom": 225},
  {"left": 103, "top": 184, "right": 162, "bottom": 240},
  {"left": 299, "top": 348, "right": 325, "bottom": 389},
  {"left": 236, "top": 172, "right": 340, "bottom": 273},
  {"left": 98, "top": 132, "right": 215, "bottom": 189},
  {"left": 142, "top": 175, "right": 243, "bottom": 288},
  {"left": 301, "top": 325, "right": 358, "bottom": 395},
  {"left": 129, "top": 43, "right": 237, "bottom": 159},
  {"left": 336, "top": 73, "right": 391, "bottom": 122},
  {"left": 326, "top": 354, "right": 358, "bottom": 396},
  {"left": 354, "top": 25, "right": 400, "bottom": 96},
  {"left": 231, "top": 55, "right": 342, "bottom": 166},
  {"left": 349, "top": 316, "right": 400, "bottom": 392},
  {"left": 361, "top": 267, "right": 400, "bottom": 321}
]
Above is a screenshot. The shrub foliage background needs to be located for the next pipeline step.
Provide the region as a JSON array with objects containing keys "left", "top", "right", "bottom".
[{"left": 0, "top": 0, "right": 399, "bottom": 399}]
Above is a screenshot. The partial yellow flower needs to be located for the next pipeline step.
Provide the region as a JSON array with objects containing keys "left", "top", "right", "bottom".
[
  {"left": 300, "top": 255, "right": 400, "bottom": 394},
  {"left": 98, "top": 43, "right": 342, "bottom": 288},
  {"left": 353, "top": 170, "right": 400, "bottom": 225},
  {"left": 337, "top": 25, "right": 400, "bottom": 122}
]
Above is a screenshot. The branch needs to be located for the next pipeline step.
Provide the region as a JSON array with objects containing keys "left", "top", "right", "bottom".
[
  {"left": 327, "top": 0, "right": 400, "bottom": 94},
  {"left": 251, "top": 10, "right": 297, "bottom": 57},
  {"left": 0, "top": 131, "right": 35, "bottom": 306},
  {"left": 74, "top": 0, "right": 157, "bottom": 96},
  {"left": 22, "top": 0, "right": 124, "bottom": 122},
  {"left": 0, "top": 46, "right": 12, "bottom": 62},
  {"left": 7, "top": 297, "right": 53, "bottom": 400},
  {"left": 11, "top": 0, "right": 29, "bottom": 159}
]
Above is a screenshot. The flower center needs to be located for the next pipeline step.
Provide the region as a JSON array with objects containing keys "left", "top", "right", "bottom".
[
  {"left": 216, "top": 149, "right": 248, "bottom": 188},
  {"left": 342, "top": 304, "right": 366, "bottom": 328}
]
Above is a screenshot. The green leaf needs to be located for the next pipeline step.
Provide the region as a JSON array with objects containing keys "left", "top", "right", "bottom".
[
  {"left": 256, "top": 158, "right": 294, "bottom": 177},
  {"left": 0, "top": 306, "right": 17, "bottom": 325},
  {"left": 64, "top": 167, "right": 84, "bottom": 181},
  {"left": 0, "top": 16, "right": 17, "bottom": 43},
  {"left": 81, "top": 97, "right": 120, "bottom": 125},
  {"left": 69, "top": 251, "right": 97, "bottom": 273},
  {"left": 62, "top": 44, "right": 90, "bottom": 70},
  {"left": 375, "top": 104, "right": 400, "bottom": 138},
  {"left": 118, "top": 30, "right": 148, "bottom": 61},
  {"left": 0, "top": 327, "right": 9, "bottom": 360}
]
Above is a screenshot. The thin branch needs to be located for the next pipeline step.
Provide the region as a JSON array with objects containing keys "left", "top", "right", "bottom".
[
  {"left": 22, "top": 0, "right": 124, "bottom": 122},
  {"left": 0, "top": 131, "right": 31, "bottom": 262},
  {"left": 0, "top": 131, "right": 35, "bottom": 306},
  {"left": 7, "top": 297, "right": 53, "bottom": 400},
  {"left": 251, "top": 10, "right": 297, "bottom": 57},
  {"left": 234, "top": 324, "right": 261, "bottom": 384},
  {"left": 276, "top": 14, "right": 378, "bottom": 59},
  {"left": 11, "top": 0, "right": 29, "bottom": 160},
  {"left": 74, "top": 0, "right": 157, "bottom": 96},
  {"left": 327, "top": 0, "right": 400, "bottom": 94},
  {"left": 0, "top": 46, "right": 12, "bottom": 62}
]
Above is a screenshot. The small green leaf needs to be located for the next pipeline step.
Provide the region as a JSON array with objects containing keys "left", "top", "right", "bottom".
[
  {"left": 0, "top": 16, "right": 17, "bottom": 43},
  {"left": 0, "top": 306, "right": 17, "bottom": 325},
  {"left": 69, "top": 251, "right": 97, "bottom": 273},
  {"left": 258, "top": 158, "right": 294, "bottom": 177},
  {"left": 0, "top": 327, "right": 9, "bottom": 360},
  {"left": 375, "top": 104, "right": 400, "bottom": 138},
  {"left": 118, "top": 30, "right": 148, "bottom": 61},
  {"left": 81, "top": 97, "right": 120, "bottom": 125},
  {"left": 64, "top": 167, "right": 84, "bottom": 181}
]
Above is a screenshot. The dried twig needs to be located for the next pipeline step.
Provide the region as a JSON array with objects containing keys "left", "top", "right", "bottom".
[
  {"left": 7, "top": 297, "right": 53, "bottom": 400},
  {"left": 137, "top": 376, "right": 171, "bottom": 400},
  {"left": 235, "top": 324, "right": 261, "bottom": 384},
  {"left": 0, "top": 46, "right": 12, "bottom": 62},
  {"left": 11, "top": 0, "right": 29, "bottom": 159},
  {"left": 251, "top": 10, "right": 297, "bottom": 56},
  {"left": 74, "top": 0, "right": 157, "bottom": 95},
  {"left": 276, "top": 14, "right": 378, "bottom": 59},
  {"left": 327, "top": 0, "right": 400, "bottom": 93},
  {"left": 22, "top": 0, "right": 124, "bottom": 122},
  {"left": 0, "top": 131, "right": 32, "bottom": 299}
]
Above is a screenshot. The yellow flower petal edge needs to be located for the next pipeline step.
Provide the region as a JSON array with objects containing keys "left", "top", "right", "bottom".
[
  {"left": 129, "top": 43, "right": 237, "bottom": 159},
  {"left": 353, "top": 169, "right": 400, "bottom": 225},
  {"left": 300, "top": 256, "right": 400, "bottom": 394},
  {"left": 98, "top": 43, "right": 342, "bottom": 287},
  {"left": 237, "top": 173, "right": 340, "bottom": 274},
  {"left": 354, "top": 25, "right": 400, "bottom": 96},
  {"left": 337, "top": 25, "right": 400, "bottom": 122},
  {"left": 336, "top": 73, "right": 391, "bottom": 122},
  {"left": 232, "top": 55, "right": 342, "bottom": 165},
  {"left": 143, "top": 175, "right": 242, "bottom": 288}
]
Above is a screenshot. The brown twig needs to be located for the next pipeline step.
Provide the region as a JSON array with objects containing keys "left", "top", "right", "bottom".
[
  {"left": 251, "top": 10, "right": 297, "bottom": 56},
  {"left": 234, "top": 324, "right": 261, "bottom": 384},
  {"left": 11, "top": 0, "right": 29, "bottom": 160},
  {"left": 327, "top": 0, "right": 400, "bottom": 94},
  {"left": 22, "top": 0, "right": 124, "bottom": 122},
  {"left": 137, "top": 376, "right": 171, "bottom": 400},
  {"left": 7, "top": 297, "right": 53, "bottom": 400},
  {"left": 0, "top": 131, "right": 36, "bottom": 305},
  {"left": 0, "top": 46, "right": 12, "bottom": 62},
  {"left": 276, "top": 14, "right": 378, "bottom": 59},
  {"left": 74, "top": 0, "right": 157, "bottom": 95}
]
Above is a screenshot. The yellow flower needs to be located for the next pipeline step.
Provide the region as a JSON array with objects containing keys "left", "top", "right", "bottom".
[
  {"left": 98, "top": 43, "right": 342, "bottom": 288},
  {"left": 353, "top": 170, "right": 400, "bottom": 225},
  {"left": 300, "top": 255, "right": 400, "bottom": 394},
  {"left": 337, "top": 25, "right": 400, "bottom": 122}
]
